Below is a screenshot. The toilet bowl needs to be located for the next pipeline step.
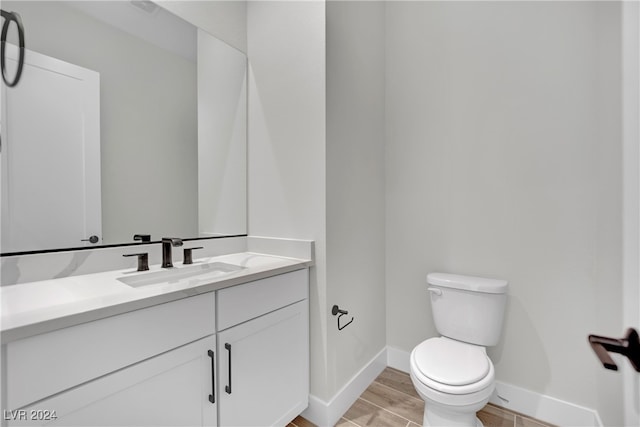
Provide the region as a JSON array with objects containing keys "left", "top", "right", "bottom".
[
  {"left": 410, "top": 337, "right": 495, "bottom": 426},
  {"left": 410, "top": 273, "right": 508, "bottom": 427}
]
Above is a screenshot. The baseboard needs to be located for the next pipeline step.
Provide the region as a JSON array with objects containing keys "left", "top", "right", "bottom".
[
  {"left": 386, "top": 345, "right": 411, "bottom": 373},
  {"left": 302, "top": 347, "right": 387, "bottom": 426},
  {"left": 385, "top": 346, "right": 603, "bottom": 427},
  {"left": 489, "top": 381, "right": 603, "bottom": 427}
]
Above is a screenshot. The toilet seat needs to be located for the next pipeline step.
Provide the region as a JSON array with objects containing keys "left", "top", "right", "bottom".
[
  {"left": 410, "top": 337, "right": 494, "bottom": 395},
  {"left": 414, "top": 337, "right": 489, "bottom": 385}
]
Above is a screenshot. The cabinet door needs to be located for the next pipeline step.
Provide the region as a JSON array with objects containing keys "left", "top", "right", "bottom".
[
  {"left": 12, "top": 336, "right": 217, "bottom": 427},
  {"left": 218, "top": 301, "right": 309, "bottom": 427}
]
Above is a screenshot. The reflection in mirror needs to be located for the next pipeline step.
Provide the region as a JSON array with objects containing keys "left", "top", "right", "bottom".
[{"left": 0, "top": 1, "right": 247, "bottom": 255}]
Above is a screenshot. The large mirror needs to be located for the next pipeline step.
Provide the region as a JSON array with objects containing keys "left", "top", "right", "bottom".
[{"left": 0, "top": 1, "right": 247, "bottom": 255}]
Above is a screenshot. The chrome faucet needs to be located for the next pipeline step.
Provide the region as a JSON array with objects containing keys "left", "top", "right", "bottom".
[{"left": 161, "top": 237, "right": 183, "bottom": 268}]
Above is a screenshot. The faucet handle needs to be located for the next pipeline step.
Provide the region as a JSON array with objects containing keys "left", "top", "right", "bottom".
[
  {"left": 183, "top": 247, "right": 204, "bottom": 265},
  {"left": 123, "top": 253, "right": 149, "bottom": 271},
  {"left": 133, "top": 234, "right": 151, "bottom": 243}
]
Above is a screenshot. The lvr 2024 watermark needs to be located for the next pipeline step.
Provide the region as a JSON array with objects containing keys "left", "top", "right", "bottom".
[{"left": 3, "top": 410, "right": 58, "bottom": 421}]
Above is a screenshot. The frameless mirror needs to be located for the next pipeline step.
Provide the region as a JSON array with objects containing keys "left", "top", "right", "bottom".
[{"left": 0, "top": 1, "right": 247, "bottom": 255}]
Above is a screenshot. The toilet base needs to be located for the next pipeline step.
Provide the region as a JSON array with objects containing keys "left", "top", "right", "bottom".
[
  {"left": 423, "top": 417, "right": 483, "bottom": 427},
  {"left": 422, "top": 403, "right": 485, "bottom": 427}
]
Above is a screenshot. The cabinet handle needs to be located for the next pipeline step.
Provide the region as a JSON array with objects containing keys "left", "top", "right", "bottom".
[
  {"left": 225, "top": 343, "right": 232, "bottom": 394},
  {"left": 207, "top": 350, "right": 215, "bottom": 403}
]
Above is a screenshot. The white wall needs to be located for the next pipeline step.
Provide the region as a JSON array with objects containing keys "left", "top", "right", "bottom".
[
  {"left": 158, "top": 1, "right": 247, "bottom": 54},
  {"left": 246, "top": 0, "right": 329, "bottom": 400},
  {"left": 247, "top": 1, "right": 387, "bottom": 408},
  {"left": 385, "top": 2, "right": 623, "bottom": 424},
  {"left": 197, "top": 29, "right": 247, "bottom": 237},
  {"left": 326, "top": 0, "right": 386, "bottom": 398}
]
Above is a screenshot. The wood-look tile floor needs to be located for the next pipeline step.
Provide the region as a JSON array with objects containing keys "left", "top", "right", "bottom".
[{"left": 288, "top": 368, "right": 555, "bottom": 427}]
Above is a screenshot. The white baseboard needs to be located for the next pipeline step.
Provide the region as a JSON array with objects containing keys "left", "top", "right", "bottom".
[
  {"left": 386, "top": 345, "right": 411, "bottom": 373},
  {"left": 490, "top": 381, "right": 602, "bottom": 427},
  {"left": 385, "top": 346, "right": 603, "bottom": 427},
  {"left": 302, "top": 347, "right": 387, "bottom": 426}
]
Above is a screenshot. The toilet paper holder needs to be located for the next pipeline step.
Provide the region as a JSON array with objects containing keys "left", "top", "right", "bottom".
[{"left": 332, "top": 305, "right": 354, "bottom": 331}]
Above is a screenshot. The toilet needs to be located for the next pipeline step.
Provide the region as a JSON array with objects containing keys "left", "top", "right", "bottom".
[{"left": 410, "top": 272, "right": 508, "bottom": 427}]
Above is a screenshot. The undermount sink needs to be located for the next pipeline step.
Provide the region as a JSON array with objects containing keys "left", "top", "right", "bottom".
[{"left": 118, "top": 262, "right": 245, "bottom": 288}]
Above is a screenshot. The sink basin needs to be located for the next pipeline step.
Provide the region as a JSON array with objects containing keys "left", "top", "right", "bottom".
[{"left": 118, "top": 262, "right": 245, "bottom": 288}]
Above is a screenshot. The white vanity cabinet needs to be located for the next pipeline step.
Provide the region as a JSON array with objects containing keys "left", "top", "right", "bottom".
[
  {"left": 16, "top": 335, "right": 217, "bottom": 427},
  {"left": 4, "top": 292, "right": 218, "bottom": 427},
  {"left": 2, "top": 266, "right": 310, "bottom": 427},
  {"left": 216, "top": 269, "right": 309, "bottom": 427}
]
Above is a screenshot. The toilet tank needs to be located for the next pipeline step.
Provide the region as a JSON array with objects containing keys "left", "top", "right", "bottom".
[{"left": 427, "top": 273, "right": 508, "bottom": 347}]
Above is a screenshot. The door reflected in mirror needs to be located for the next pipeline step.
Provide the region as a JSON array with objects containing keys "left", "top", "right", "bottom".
[{"left": 0, "top": 1, "right": 247, "bottom": 254}]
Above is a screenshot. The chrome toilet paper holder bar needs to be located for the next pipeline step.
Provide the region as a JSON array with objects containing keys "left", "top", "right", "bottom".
[
  {"left": 588, "top": 328, "right": 640, "bottom": 372},
  {"left": 332, "top": 305, "right": 354, "bottom": 331}
]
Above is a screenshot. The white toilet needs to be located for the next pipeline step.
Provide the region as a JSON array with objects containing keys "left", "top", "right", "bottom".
[{"left": 410, "top": 272, "right": 508, "bottom": 427}]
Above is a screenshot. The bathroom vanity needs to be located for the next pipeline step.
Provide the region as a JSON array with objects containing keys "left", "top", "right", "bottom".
[
  {"left": 0, "top": 2, "right": 311, "bottom": 424},
  {"left": 0, "top": 253, "right": 311, "bottom": 427}
]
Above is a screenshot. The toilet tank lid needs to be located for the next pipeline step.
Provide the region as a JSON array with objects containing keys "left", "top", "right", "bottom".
[{"left": 427, "top": 273, "right": 508, "bottom": 294}]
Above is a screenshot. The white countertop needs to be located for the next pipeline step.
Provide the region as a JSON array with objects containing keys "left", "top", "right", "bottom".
[{"left": 0, "top": 252, "right": 312, "bottom": 343}]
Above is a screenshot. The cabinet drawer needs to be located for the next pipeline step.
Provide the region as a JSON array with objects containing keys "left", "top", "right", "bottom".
[
  {"left": 217, "top": 269, "right": 308, "bottom": 331},
  {"left": 7, "top": 292, "right": 215, "bottom": 410}
]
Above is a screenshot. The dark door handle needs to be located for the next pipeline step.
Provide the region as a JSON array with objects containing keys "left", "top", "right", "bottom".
[
  {"left": 207, "top": 350, "right": 215, "bottom": 404},
  {"left": 225, "top": 343, "right": 232, "bottom": 394},
  {"left": 81, "top": 235, "right": 99, "bottom": 244},
  {"left": 589, "top": 328, "right": 640, "bottom": 372}
]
